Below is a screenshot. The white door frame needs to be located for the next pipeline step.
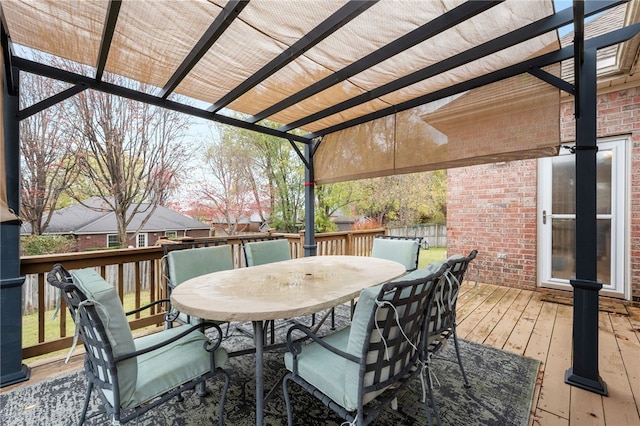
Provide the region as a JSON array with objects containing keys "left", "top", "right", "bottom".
[{"left": 537, "top": 137, "right": 629, "bottom": 299}]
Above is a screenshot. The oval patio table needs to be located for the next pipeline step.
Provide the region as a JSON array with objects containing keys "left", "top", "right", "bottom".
[{"left": 170, "top": 255, "right": 406, "bottom": 426}]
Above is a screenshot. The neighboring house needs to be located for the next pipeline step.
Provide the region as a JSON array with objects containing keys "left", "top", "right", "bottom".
[
  {"left": 209, "top": 212, "right": 266, "bottom": 235},
  {"left": 22, "top": 197, "right": 211, "bottom": 251},
  {"left": 447, "top": 6, "right": 640, "bottom": 303},
  {"left": 330, "top": 215, "right": 355, "bottom": 232}
]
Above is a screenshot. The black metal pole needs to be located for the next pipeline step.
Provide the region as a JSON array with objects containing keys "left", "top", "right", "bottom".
[
  {"left": 1, "top": 66, "right": 29, "bottom": 387},
  {"left": 303, "top": 142, "right": 316, "bottom": 257},
  {"left": 564, "top": 46, "right": 607, "bottom": 395}
]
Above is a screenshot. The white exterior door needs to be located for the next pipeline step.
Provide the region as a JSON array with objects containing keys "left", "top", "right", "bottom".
[{"left": 538, "top": 138, "right": 628, "bottom": 297}]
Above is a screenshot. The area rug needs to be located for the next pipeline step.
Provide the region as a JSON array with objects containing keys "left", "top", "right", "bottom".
[{"left": 0, "top": 306, "right": 540, "bottom": 426}]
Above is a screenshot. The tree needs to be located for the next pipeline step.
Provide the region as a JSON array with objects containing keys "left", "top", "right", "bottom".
[
  {"left": 237, "top": 125, "right": 305, "bottom": 233},
  {"left": 199, "top": 127, "right": 257, "bottom": 235},
  {"left": 64, "top": 71, "right": 191, "bottom": 247},
  {"left": 19, "top": 70, "right": 78, "bottom": 235},
  {"left": 350, "top": 171, "right": 446, "bottom": 227},
  {"left": 315, "top": 182, "right": 354, "bottom": 232}
]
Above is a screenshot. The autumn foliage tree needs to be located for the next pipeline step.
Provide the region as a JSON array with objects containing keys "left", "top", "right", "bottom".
[{"left": 199, "top": 128, "right": 257, "bottom": 235}]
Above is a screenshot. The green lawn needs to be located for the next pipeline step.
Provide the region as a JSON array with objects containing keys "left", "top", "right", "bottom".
[
  {"left": 22, "top": 291, "right": 153, "bottom": 362},
  {"left": 418, "top": 247, "right": 447, "bottom": 268}
]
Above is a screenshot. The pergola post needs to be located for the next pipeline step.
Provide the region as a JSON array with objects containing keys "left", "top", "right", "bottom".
[
  {"left": 303, "top": 141, "right": 316, "bottom": 257},
  {"left": 564, "top": 45, "right": 607, "bottom": 395},
  {"left": 0, "top": 66, "right": 29, "bottom": 387}
]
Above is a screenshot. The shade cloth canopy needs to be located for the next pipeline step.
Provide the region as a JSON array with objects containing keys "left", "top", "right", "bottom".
[
  {"left": 0, "top": 0, "right": 638, "bottom": 187},
  {"left": 0, "top": 0, "right": 619, "bottom": 186}
]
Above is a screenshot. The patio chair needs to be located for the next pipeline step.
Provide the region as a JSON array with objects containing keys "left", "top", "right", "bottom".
[
  {"left": 344, "top": 235, "right": 423, "bottom": 319},
  {"left": 47, "top": 264, "right": 229, "bottom": 426},
  {"left": 241, "top": 237, "right": 291, "bottom": 267},
  {"left": 165, "top": 244, "right": 233, "bottom": 331},
  {"left": 372, "top": 235, "right": 422, "bottom": 272},
  {"left": 282, "top": 262, "right": 450, "bottom": 426},
  {"left": 239, "top": 238, "right": 292, "bottom": 342},
  {"left": 421, "top": 249, "right": 478, "bottom": 425},
  {"left": 161, "top": 238, "right": 228, "bottom": 300}
]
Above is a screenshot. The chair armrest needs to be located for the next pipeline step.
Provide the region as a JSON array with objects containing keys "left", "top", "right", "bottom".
[
  {"left": 125, "top": 298, "right": 170, "bottom": 316},
  {"left": 286, "top": 324, "right": 359, "bottom": 363},
  {"left": 113, "top": 321, "right": 223, "bottom": 364}
]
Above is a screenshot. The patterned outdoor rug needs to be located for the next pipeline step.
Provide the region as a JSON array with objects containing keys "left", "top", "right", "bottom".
[{"left": 0, "top": 306, "right": 540, "bottom": 425}]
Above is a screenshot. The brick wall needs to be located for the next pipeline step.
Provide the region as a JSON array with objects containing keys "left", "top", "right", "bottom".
[
  {"left": 75, "top": 229, "right": 212, "bottom": 251},
  {"left": 448, "top": 85, "right": 640, "bottom": 301}
]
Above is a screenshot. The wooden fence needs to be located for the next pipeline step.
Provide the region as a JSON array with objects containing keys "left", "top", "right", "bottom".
[{"left": 388, "top": 224, "right": 447, "bottom": 248}]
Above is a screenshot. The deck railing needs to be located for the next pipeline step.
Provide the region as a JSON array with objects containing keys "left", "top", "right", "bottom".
[{"left": 19, "top": 228, "right": 386, "bottom": 360}]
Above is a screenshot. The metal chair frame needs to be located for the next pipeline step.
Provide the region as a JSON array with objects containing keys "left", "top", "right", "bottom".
[
  {"left": 422, "top": 250, "right": 478, "bottom": 425},
  {"left": 283, "top": 263, "right": 450, "bottom": 426},
  {"left": 47, "top": 264, "right": 229, "bottom": 426}
]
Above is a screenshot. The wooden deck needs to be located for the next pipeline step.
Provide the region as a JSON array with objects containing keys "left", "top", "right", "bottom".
[
  {"left": 3, "top": 283, "right": 639, "bottom": 426},
  {"left": 455, "top": 283, "right": 640, "bottom": 426}
]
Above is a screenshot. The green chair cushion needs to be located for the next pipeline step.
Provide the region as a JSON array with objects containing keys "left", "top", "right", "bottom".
[
  {"left": 71, "top": 268, "right": 137, "bottom": 406},
  {"left": 167, "top": 245, "right": 233, "bottom": 325},
  {"left": 284, "top": 329, "right": 350, "bottom": 409},
  {"left": 167, "top": 245, "right": 233, "bottom": 288},
  {"left": 125, "top": 327, "right": 228, "bottom": 408},
  {"left": 371, "top": 238, "right": 419, "bottom": 271},
  {"left": 244, "top": 239, "right": 291, "bottom": 266}
]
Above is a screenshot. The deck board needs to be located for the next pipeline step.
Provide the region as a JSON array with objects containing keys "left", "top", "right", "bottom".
[
  {"left": 598, "top": 312, "right": 640, "bottom": 426},
  {"left": 503, "top": 293, "right": 544, "bottom": 356},
  {"left": 536, "top": 303, "right": 572, "bottom": 420},
  {"left": 4, "top": 283, "right": 638, "bottom": 426},
  {"left": 484, "top": 289, "right": 531, "bottom": 349}
]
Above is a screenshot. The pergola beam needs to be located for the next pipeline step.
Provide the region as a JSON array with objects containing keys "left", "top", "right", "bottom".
[
  {"left": 249, "top": 0, "right": 503, "bottom": 124},
  {"left": 12, "top": 56, "right": 310, "bottom": 145},
  {"left": 282, "top": 1, "right": 625, "bottom": 132},
  {"left": 209, "top": 0, "right": 377, "bottom": 113},
  {"left": 159, "top": 0, "right": 249, "bottom": 99},
  {"left": 311, "top": 21, "right": 640, "bottom": 138},
  {"left": 95, "top": 0, "right": 121, "bottom": 82}
]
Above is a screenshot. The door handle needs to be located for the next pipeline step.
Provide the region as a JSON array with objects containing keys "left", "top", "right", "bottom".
[{"left": 542, "top": 210, "right": 547, "bottom": 225}]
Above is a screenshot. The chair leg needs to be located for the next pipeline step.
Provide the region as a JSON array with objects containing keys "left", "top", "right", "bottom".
[
  {"left": 217, "top": 370, "right": 230, "bottom": 426},
  {"left": 452, "top": 328, "right": 470, "bottom": 388},
  {"left": 330, "top": 307, "right": 335, "bottom": 330},
  {"left": 79, "top": 381, "right": 93, "bottom": 425},
  {"left": 270, "top": 320, "right": 275, "bottom": 345},
  {"left": 198, "top": 381, "right": 208, "bottom": 397},
  {"left": 426, "top": 365, "right": 442, "bottom": 426},
  {"left": 282, "top": 374, "right": 295, "bottom": 426}
]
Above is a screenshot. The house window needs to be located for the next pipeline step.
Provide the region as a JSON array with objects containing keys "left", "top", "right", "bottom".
[
  {"left": 137, "top": 233, "right": 148, "bottom": 248},
  {"left": 107, "top": 234, "right": 119, "bottom": 248},
  {"left": 165, "top": 231, "right": 177, "bottom": 239}
]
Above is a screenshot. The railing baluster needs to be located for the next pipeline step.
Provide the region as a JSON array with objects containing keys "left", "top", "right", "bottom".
[{"left": 38, "top": 273, "right": 45, "bottom": 343}]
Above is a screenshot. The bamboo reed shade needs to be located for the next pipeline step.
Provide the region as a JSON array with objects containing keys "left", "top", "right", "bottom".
[
  {"left": 316, "top": 64, "right": 561, "bottom": 184},
  {"left": 1, "top": 0, "right": 563, "bottom": 185}
]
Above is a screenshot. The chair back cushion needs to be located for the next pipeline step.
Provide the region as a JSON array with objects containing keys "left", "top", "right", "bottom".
[
  {"left": 167, "top": 245, "right": 233, "bottom": 287},
  {"left": 244, "top": 239, "right": 291, "bottom": 266},
  {"left": 70, "top": 268, "right": 137, "bottom": 406},
  {"left": 371, "top": 238, "right": 420, "bottom": 271}
]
